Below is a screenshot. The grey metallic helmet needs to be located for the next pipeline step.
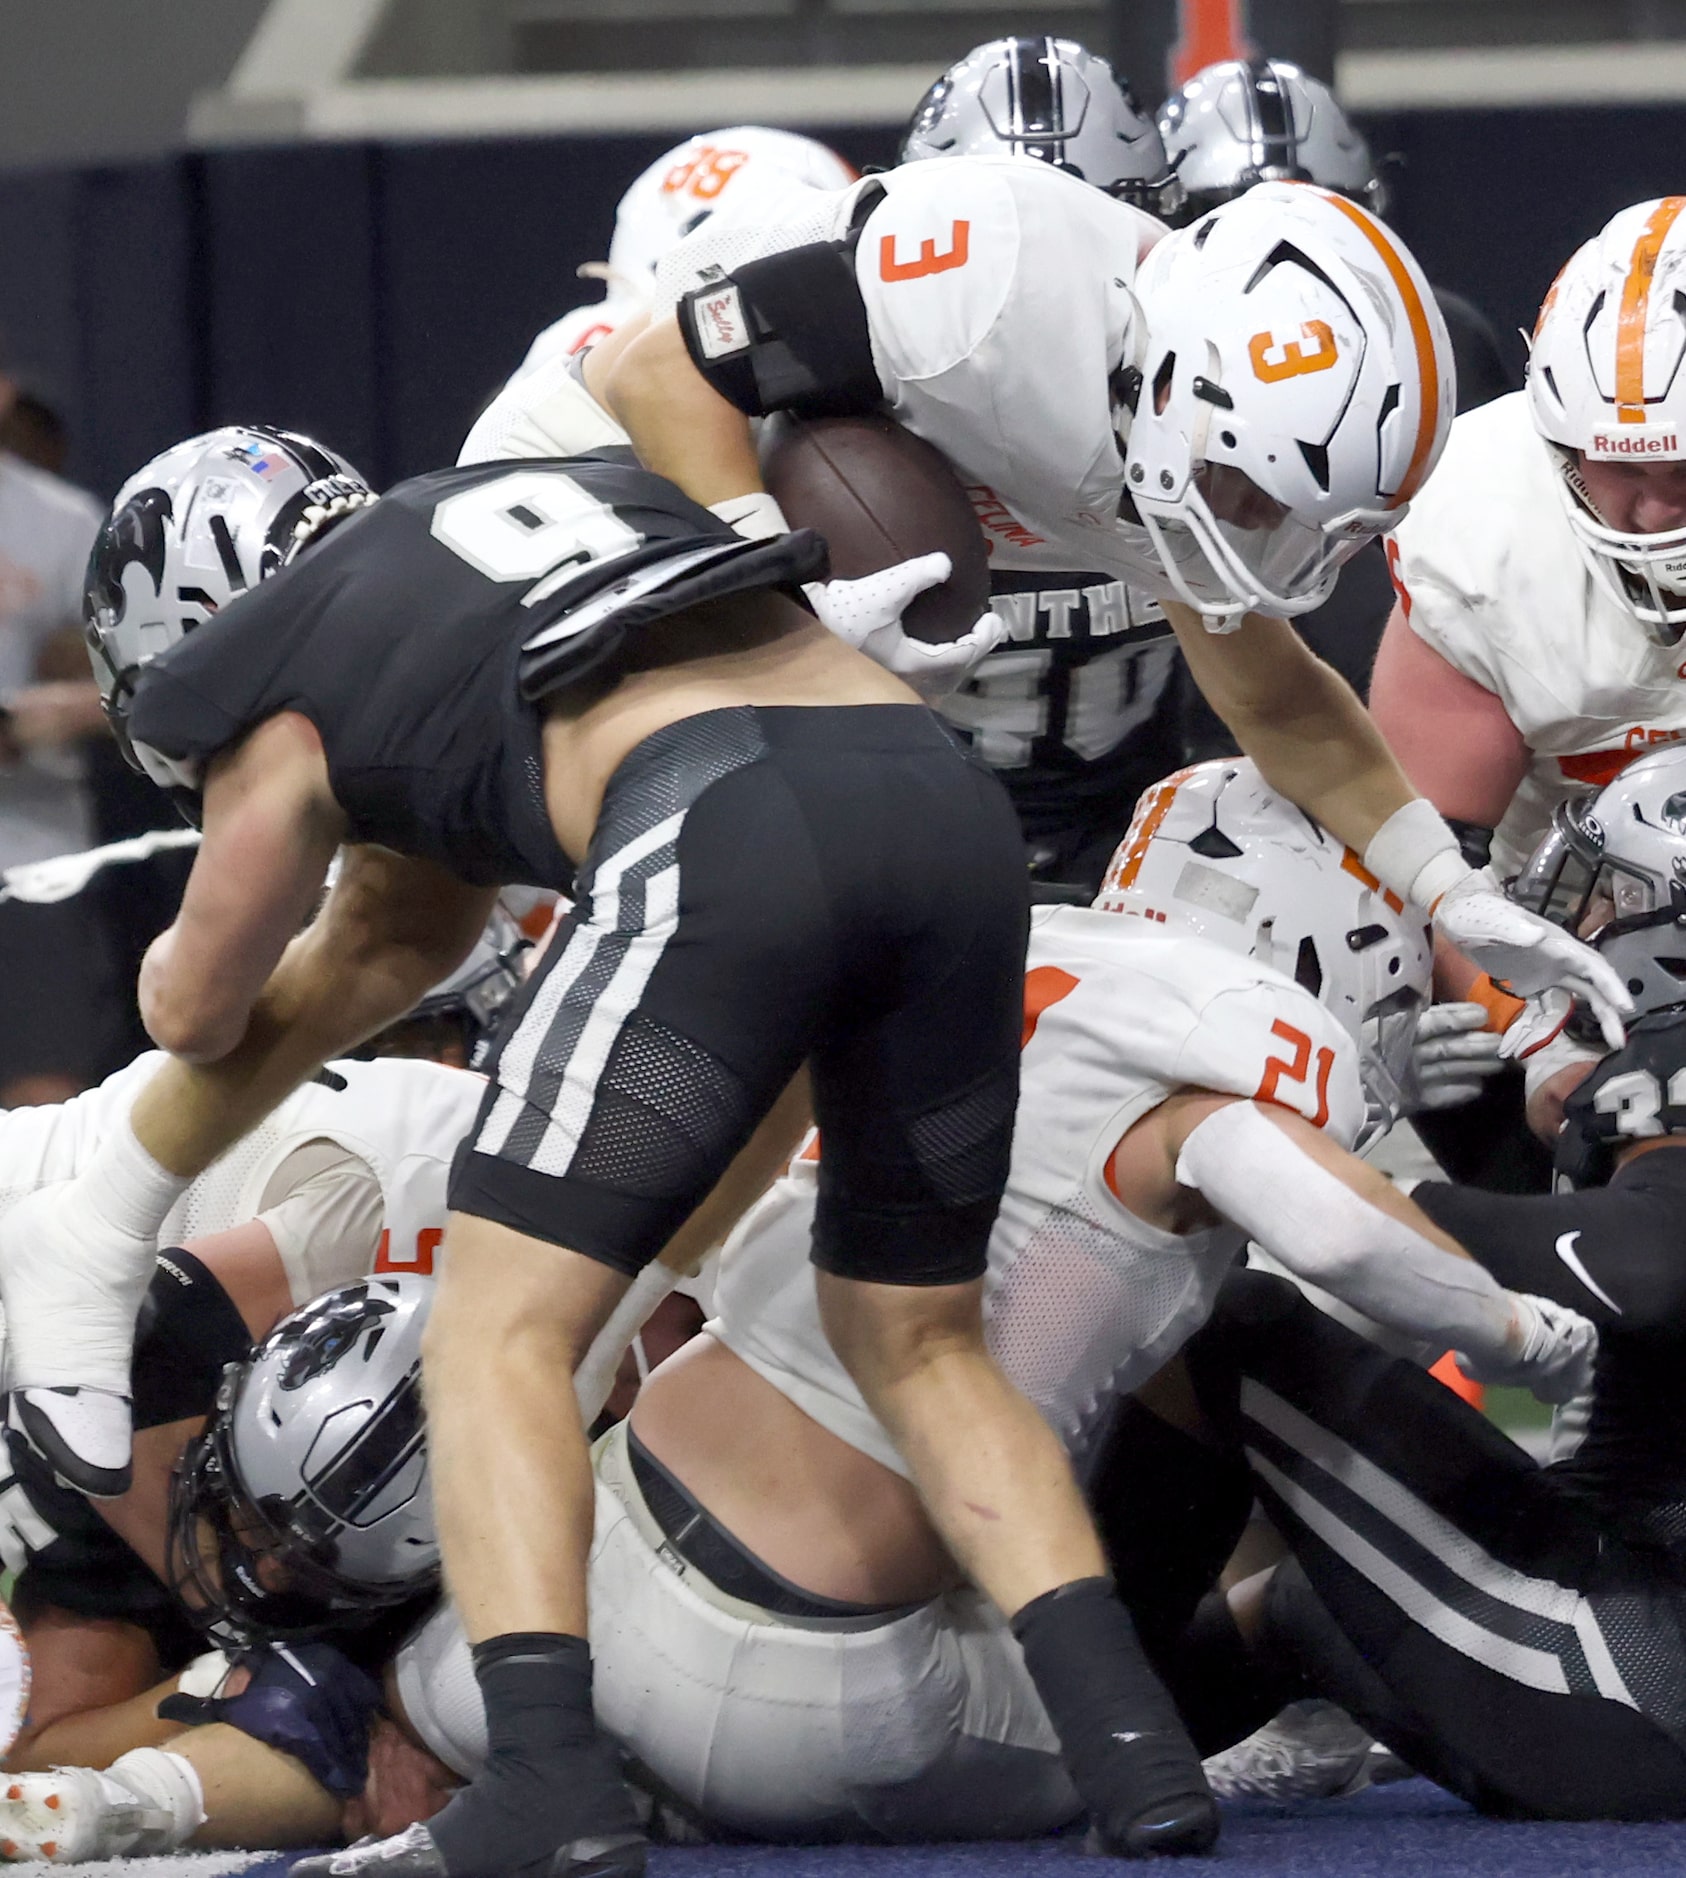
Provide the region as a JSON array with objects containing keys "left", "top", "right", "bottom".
[
  {"left": 901, "top": 36, "right": 1183, "bottom": 219},
  {"left": 1512, "top": 746, "right": 1686, "bottom": 1021},
  {"left": 84, "top": 425, "right": 374, "bottom": 794},
  {"left": 168, "top": 1275, "right": 437, "bottom": 1641},
  {"left": 1157, "top": 58, "right": 1385, "bottom": 223}
]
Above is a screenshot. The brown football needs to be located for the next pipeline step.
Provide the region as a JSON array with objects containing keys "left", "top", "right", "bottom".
[{"left": 759, "top": 413, "right": 992, "bottom": 643}]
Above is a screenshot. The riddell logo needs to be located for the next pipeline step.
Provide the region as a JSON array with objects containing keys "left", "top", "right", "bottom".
[{"left": 1591, "top": 432, "right": 1679, "bottom": 455}]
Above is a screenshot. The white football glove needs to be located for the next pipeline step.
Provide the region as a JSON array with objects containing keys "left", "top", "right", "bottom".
[
  {"left": 1499, "top": 988, "right": 1605, "bottom": 1098},
  {"left": 1432, "top": 869, "right": 1632, "bottom": 1050},
  {"left": 1457, "top": 1291, "right": 1598, "bottom": 1405},
  {"left": 1399, "top": 1002, "right": 1506, "bottom": 1112},
  {"left": 804, "top": 553, "right": 1007, "bottom": 700}
]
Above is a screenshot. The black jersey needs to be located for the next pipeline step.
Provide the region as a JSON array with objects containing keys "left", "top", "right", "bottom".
[
  {"left": 4, "top": 1249, "right": 249, "bottom": 1659},
  {"left": 126, "top": 457, "right": 824, "bottom": 890},
  {"left": 1414, "top": 1148, "right": 1686, "bottom": 1553}
]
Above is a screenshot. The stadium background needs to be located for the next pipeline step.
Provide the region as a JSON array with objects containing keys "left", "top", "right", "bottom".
[{"left": 0, "top": 1, "right": 1675, "bottom": 1869}]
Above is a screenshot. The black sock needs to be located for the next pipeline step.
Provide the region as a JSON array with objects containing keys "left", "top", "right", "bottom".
[
  {"left": 426, "top": 1633, "right": 642, "bottom": 1876},
  {"left": 1169, "top": 1589, "right": 1307, "bottom": 1756},
  {"left": 1013, "top": 1578, "right": 1217, "bottom": 1855}
]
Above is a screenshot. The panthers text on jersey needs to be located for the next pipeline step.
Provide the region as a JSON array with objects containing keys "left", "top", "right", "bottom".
[
  {"left": 710, "top": 904, "right": 1363, "bottom": 1473},
  {"left": 1388, "top": 390, "right": 1686, "bottom": 877}
]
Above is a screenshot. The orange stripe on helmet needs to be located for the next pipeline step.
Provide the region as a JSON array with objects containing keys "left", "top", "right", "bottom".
[
  {"left": 1616, "top": 197, "right": 1686, "bottom": 424},
  {"left": 1101, "top": 765, "right": 1201, "bottom": 896},
  {"left": 1318, "top": 190, "right": 1440, "bottom": 506}
]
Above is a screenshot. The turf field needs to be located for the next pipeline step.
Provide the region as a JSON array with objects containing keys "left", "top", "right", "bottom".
[{"left": 85, "top": 1781, "right": 1677, "bottom": 1878}]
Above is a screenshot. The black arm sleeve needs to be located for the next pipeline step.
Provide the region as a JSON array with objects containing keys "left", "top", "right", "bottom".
[
  {"left": 677, "top": 240, "right": 883, "bottom": 420},
  {"left": 131, "top": 1248, "right": 254, "bottom": 1428},
  {"left": 1412, "top": 1147, "right": 1686, "bottom": 1332}
]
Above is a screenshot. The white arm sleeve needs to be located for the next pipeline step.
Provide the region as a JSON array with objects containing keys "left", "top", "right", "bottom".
[
  {"left": 1175, "top": 1101, "right": 1518, "bottom": 1364},
  {"left": 253, "top": 1140, "right": 385, "bottom": 1306}
]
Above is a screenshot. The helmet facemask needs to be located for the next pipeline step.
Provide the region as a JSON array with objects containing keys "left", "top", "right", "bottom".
[{"left": 1554, "top": 447, "right": 1686, "bottom": 646}]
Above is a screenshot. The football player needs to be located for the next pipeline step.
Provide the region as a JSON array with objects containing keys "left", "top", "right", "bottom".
[
  {"left": 1, "top": 765, "right": 1589, "bottom": 1859},
  {"left": 461, "top": 127, "right": 855, "bottom": 465},
  {"left": 1370, "top": 200, "right": 1686, "bottom": 1157},
  {"left": 8, "top": 424, "right": 1240, "bottom": 1869}
]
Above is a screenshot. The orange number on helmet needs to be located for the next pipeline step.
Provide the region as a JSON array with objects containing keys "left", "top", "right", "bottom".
[
  {"left": 1254, "top": 1018, "right": 1335, "bottom": 1128},
  {"left": 1248, "top": 319, "right": 1339, "bottom": 384},
  {"left": 662, "top": 146, "right": 750, "bottom": 201},
  {"left": 879, "top": 221, "right": 971, "bottom": 283}
]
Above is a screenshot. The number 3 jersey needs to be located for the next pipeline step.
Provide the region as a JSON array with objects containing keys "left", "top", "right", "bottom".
[{"left": 710, "top": 905, "right": 1363, "bottom": 1472}]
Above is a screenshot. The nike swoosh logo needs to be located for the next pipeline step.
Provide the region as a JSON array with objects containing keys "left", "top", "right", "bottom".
[{"left": 1555, "top": 1231, "right": 1621, "bottom": 1314}]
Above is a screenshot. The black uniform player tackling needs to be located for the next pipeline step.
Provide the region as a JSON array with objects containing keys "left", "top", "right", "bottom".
[
  {"left": 78, "top": 438, "right": 1230, "bottom": 1876},
  {"left": 1123, "top": 1011, "right": 1686, "bottom": 1821}
]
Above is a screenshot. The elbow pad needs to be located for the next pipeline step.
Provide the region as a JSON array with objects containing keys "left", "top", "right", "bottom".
[
  {"left": 1175, "top": 1101, "right": 1516, "bottom": 1363},
  {"left": 678, "top": 240, "right": 882, "bottom": 419}
]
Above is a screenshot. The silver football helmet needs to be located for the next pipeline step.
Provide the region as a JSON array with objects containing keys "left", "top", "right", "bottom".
[
  {"left": 901, "top": 36, "right": 1183, "bottom": 219},
  {"left": 84, "top": 426, "right": 373, "bottom": 791},
  {"left": 1513, "top": 745, "right": 1686, "bottom": 1020},
  {"left": 1157, "top": 58, "right": 1385, "bottom": 223},
  {"left": 369, "top": 903, "right": 531, "bottom": 1064},
  {"left": 169, "top": 1275, "right": 437, "bottom": 1641}
]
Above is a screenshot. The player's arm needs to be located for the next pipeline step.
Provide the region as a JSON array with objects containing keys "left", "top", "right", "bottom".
[
  {"left": 133, "top": 841, "right": 495, "bottom": 1183},
  {"left": 1149, "top": 1090, "right": 1592, "bottom": 1392},
  {"left": 1162, "top": 601, "right": 1416, "bottom": 851},
  {"left": 1412, "top": 1142, "right": 1686, "bottom": 1332},
  {"left": 1368, "top": 601, "right": 1529, "bottom": 826},
  {"left": 588, "top": 310, "right": 764, "bottom": 509}
]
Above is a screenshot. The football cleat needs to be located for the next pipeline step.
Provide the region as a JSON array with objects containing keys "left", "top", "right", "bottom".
[
  {"left": 1202, "top": 1700, "right": 1388, "bottom": 1804},
  {"left": 0, "top": 1766, "right": 172, "bottom": 1862},
  {"left": 291, "top": 1821, "right": 648, "bottom": 1878}
]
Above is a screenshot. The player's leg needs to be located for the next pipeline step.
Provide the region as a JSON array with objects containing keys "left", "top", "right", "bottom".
[
  {"left": 1187, "top": 1270, "right": 1686, "bottom": 1819},
  {"left": 799, "top": 732, "right": 1216, "bottom": 1856}
]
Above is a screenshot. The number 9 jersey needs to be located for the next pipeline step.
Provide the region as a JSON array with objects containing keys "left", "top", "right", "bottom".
[{"left": 125, "top": 457, "right": 827, "bottom": 889}]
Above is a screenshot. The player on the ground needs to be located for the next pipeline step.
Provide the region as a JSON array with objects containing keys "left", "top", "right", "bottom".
[
  {"left": 5, "top": 424, "right": 1258, "bottom": 1869},
  {"left": 5, "top": 763, "right": 1590, "bottom": 1858},
  {"left": 460, "top": 127, "right": 856, "bottom": 467}
]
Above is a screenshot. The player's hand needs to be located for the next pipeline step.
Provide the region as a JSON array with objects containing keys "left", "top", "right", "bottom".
[
  {"left": 805, "top": 555, "right": 1007, "bottom": 700},
  {"left": 1499, "top": 989, "right": 1605, "bottom": 1142},
  {"left": 1457, "top": 1292, "right": 1598, "bottom": 1404},
  {"left": 1431, "top": 869, "right": 1631, "bottom": 1050},
  {"left": 1400, "top": 1002, "right": 1505, "bottom": 1112}
]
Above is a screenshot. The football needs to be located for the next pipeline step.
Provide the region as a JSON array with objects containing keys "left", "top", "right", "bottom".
[{"left": 758, "top": 413, "right": 992, "bottom": 642}]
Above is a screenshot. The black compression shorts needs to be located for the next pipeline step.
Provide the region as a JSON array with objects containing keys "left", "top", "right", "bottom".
[{"left": 448, "top": 704, "right": 1029, "bottom": 1285}]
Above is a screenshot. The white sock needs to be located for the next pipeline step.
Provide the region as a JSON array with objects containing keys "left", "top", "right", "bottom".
[
  {"left": 103, "top": 1748, "right": 206, "bottom": 1852},
  {"left": 91, "top": 1102, "right": 193, "bottom": 1241}
]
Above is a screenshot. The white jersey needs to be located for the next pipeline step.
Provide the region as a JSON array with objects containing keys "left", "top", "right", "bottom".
[
  {"left": 711, "top": 905, "right": 1363, "bottom": 1474},
  {"left": 665, "top": 158, "right": 1167, "bottom": 590},
  {"left": 1388, "top": 390, "right": 1686, "bottom": 876},
  {"left": 0, "top": 1053, "right": 484, "bottom": 1285}
]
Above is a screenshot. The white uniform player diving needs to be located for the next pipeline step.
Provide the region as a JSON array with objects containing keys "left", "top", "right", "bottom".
[
  {"left": 391, "top": 763, "right": 1590, "bottom": 1843},
  {"left": 460, "top": 126, "right": 855, "bottom": 465}
]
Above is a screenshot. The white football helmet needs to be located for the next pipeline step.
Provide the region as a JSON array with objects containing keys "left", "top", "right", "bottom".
[
  {"left": 84, "top": 426, "right": 373, "bottom": 793},
  {"left": 1158, "top": 59, "right": 1385, "bottom": 223},
  {"left": 599, "top": 126, "right": 857, "bottom": 297},
  {"left": 1527, "top": 197, "right": 1686, "bottom": 643},
  {"left": 901, "top": 37, "right": 1183, "bottom": 219},
  {"left": 1096, "top": 758, "right": 1433, "bottom": 1135},
  {"left": 1512, "top": 743, "right": 1686, "bottom": 1019},
  {"left": 1120, "top": 181, "right": 1453, "bottom": 622}
]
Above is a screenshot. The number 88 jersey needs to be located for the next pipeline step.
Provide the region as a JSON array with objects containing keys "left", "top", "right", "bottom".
[{"left": 125, "top": 455, "right": 825, "bottom": 890}]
